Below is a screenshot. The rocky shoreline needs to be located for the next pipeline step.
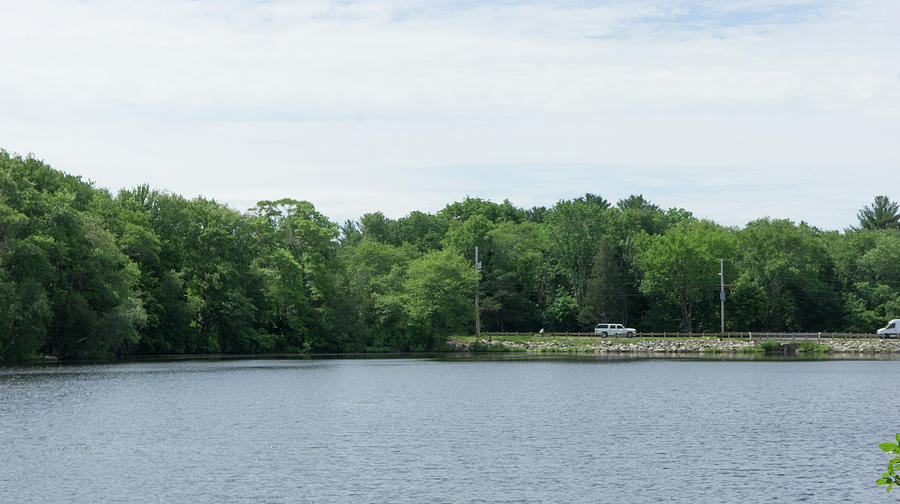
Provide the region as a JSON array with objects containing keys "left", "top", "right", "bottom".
[{"left": 447, "top": 338, "right": 900, "bottom": 354}]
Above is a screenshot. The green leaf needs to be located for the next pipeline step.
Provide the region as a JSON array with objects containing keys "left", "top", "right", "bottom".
[
  {"left": 877, "top": 478, "right": 891, "bottom": 485},
  {"left": 895, "top": 433, "right": 900, "bottom": 445},
  {"left": 879, "top": 442, "right": 898, "bottom": 452}
]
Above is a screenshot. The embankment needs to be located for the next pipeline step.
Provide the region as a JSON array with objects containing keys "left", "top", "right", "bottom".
[{"left": 446, "top": 338, "right": 900, "bottom": 354}]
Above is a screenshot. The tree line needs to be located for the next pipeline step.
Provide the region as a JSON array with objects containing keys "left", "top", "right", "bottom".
[{"left": 1, "top": 150, "right": 898, "bottom": 360}]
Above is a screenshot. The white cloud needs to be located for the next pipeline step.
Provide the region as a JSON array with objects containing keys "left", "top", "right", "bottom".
[{"left": 1, "top": 0, "right": 898, "bottom": 229}]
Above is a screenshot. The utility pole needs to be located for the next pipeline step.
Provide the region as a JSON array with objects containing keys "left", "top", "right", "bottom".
[
  {"left": 475, "top": 246, "right": 483, "bottom": 340},
  {"left": 719, "top": 259, "right": 725, "bottom": 333}
]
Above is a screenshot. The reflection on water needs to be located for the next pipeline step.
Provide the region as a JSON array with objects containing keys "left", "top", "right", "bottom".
[{"left": 1, "top": 356, "right": 895, "bottom": 503}]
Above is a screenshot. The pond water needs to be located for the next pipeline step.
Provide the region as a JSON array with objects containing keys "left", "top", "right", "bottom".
[{"left": 1, "top": 355, "right": 896, "bottom": 503}]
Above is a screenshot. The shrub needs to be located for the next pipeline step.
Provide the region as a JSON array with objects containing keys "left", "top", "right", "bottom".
[
  {"left": 797, "top": 341, "right": 831, "bottom": 353},
  {"left": 758, "top": 340, "right": 780, "bottom": 352}
]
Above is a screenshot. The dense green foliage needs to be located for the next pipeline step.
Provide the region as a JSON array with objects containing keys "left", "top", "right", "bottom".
[
  {"left": 1, "top": 150, "right": 898, "bottom": 360},
  {"left": 876, "top": 435, "right": 900, "bottom": 492}
]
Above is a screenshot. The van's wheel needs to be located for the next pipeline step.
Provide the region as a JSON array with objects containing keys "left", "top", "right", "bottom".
[{"left": 601, "top": 332, "right": 608, "bottom": 337}]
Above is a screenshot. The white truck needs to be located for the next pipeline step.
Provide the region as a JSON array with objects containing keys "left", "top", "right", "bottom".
[
  {"left": 594, "top": 323, "right": 636, "bottom": 337},
  {"left": 877, "top": 319, "right": 900, "bottom": 337}
]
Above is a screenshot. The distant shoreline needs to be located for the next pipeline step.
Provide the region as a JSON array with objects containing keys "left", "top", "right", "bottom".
[
  {"left": 5, "top": 338, "right": 899, "bottom": 365},
  {"left": 447, "top": 337, "right": 900, "bottom": 354}
]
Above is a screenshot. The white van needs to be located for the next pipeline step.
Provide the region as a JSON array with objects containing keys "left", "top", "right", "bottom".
[
  {"left": 594, "top": 323, "right": 636, "bottom": 337},
  {"left": 877, "top": 319, "right": 900, "bottom": 337}
]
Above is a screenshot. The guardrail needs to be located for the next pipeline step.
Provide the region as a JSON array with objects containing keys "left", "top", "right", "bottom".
[{"left": 479, "top": 331, "right": 881, "bottom": 340}]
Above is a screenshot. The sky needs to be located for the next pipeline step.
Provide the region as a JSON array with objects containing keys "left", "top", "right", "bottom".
[{"left": 1, "top": 0, "right": 898, "bottom": 230}]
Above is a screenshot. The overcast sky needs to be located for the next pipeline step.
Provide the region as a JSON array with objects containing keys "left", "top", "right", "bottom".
[{"left": 2, "top": 0, "right": 898, "bottom": 229}]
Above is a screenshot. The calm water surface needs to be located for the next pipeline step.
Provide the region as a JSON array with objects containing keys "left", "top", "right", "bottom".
[{"left": 1, "top": 356, "right": 897, "bottom": 503}]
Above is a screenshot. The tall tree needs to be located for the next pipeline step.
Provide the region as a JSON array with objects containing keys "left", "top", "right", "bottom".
[
  {"left": 837, "top": 229, "right": 900, "bottom": 332},
  {"left": 636, "top": 219, "right": 735, "bottom": 332},
  {"left": 400, "top": 249, "right": 477, "bottom": 348},
  {"left": 581, "top": 238, "right": 629, "bottom": 326},
  {"left": 250, "top": 199, "right": 340, "bottom": 351},
  {"left": 359, "top": 211, "right": 396, "bottom": 245},
  {"left": 616, "top": 194, "right": 659, "bottom": 212},
  {"left": 857, "top": 195, "right": 900, "bottom": 230},
  {"left": 338, "top": 239, "right": 414, "bottom": 350},
  {"left": 0, "top": 186, "right": 52, "bottom": 359},
  {"left": 394, "top": 211, "right": 446, "bottom": 252},
  {"left": 482, "top": 221, "right": 550, "bottom": 331},
  {"left": 439, "top": 197, "right": 525, "bottom": 225},
  {"left": 0, "top": 152, "right": 147, "bottom": 359},
  {"left": 733, "top": 219, "right": 839, "bottom": 331},
  {"left": 183, "top": 198, "right": 260, "bottom": 353},
  {"left": 545, "top": 196, "right": 611, "bottom": 310}
]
